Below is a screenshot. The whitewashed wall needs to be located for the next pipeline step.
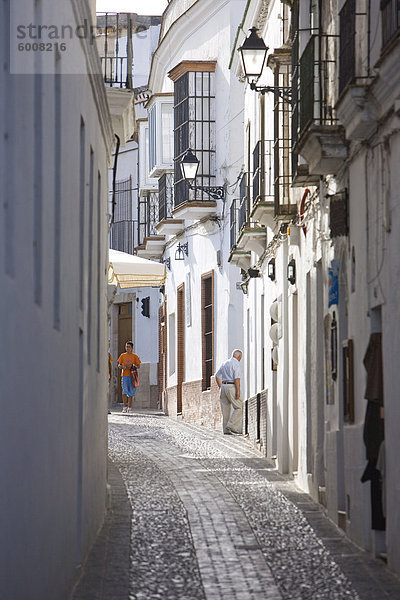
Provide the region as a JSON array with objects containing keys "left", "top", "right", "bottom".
[{"left": 0, "top": 1, "right": 113, "bottom": 598}]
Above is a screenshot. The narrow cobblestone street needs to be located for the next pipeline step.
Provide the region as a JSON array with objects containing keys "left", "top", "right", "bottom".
[{"left": 72, "top": 411, "right": 400, "bottom": 600}]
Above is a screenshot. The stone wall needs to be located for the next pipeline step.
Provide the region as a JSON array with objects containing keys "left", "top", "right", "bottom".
[
  {"left": 166, "top": 377, "right": 222, "bottom": 431},
  {"left": 245, "top": 390, "right": 268, "bottom": 456}
]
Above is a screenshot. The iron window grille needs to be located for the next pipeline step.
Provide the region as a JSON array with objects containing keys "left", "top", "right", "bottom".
[
  {"left": 173, "top": 71, "right": 216, "bottom": 207},
  {"left": 339, "top": 0, "right": 356, "bottom": 95},
  {"left": 381, "top": 0, "right": 400, "bottom": 49},
  {"left": 147, "top": 192, "right": 159, "bottom": 236},
  {"left": 238, "top": 172, "right": 249, "bottom": 232},
  {"left": 96, "top": 13, "right": 133, "bottom": 89},
  {"left": 137, "top": 195, "right": 147, "bottom": 247},
  {"left": 158, "top": 173, "right": 174, "bottom": 222},
  {"left": 110, "top": 176, "right": 138, "bottom": 254},
  {"left": 137, "top": 192, "right": 159, "bottom": 245},
  {"left": 230, "top": 198, "right": 238, "bottom": 251},
  {"left": 273, "top": 71, "right": 294, "bottom": 217}
]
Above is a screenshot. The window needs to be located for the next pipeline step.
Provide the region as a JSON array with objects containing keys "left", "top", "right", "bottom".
[
  {"left": 161, "top": 103, "right": 174, "bottom": 164},
  {"left": 173, "top": 70, "right": 216, "bottom": 206},
  {"left": 149, "top": 104, "right": 157, "bottom": 172},
  {"left": 148, "top": 100, "right": 174, "bottom": 174},
  {"left": 201, "top": 272, "right": 214, "bottom": 390}
]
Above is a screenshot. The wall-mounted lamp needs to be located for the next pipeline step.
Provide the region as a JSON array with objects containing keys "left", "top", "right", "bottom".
[
  {"left": 238, "top": 28, "right": 292, "bottom": 105},
  {"left": 248, "top": 268, "right": 260, "bottom": 278},
  {"left": 180, "top": 149, "right": 225, "bottom": 200},
  {"left": 175, "top": 241, "right": 189, "bottom": 261},
  {"left": 287, "top": 259, "right": 296, "bottom": 285},
  {"left": 267, "top": 258, "right": 275, "bottom": 281}
]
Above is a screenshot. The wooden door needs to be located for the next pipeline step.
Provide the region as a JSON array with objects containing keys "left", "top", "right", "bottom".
[{"left": 177, "top": 285, "right": 185, "bottom": 414}]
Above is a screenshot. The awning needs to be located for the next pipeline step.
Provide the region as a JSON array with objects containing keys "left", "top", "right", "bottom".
[{"left": 108, "top": 249, "right": 166, "bottom": 288}]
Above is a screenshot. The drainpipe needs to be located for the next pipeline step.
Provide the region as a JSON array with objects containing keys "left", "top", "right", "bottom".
[{"left": 111, "top": 134, "right": 121, "bottom": 225}]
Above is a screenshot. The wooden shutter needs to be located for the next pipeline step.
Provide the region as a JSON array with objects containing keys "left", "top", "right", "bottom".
[
  {"left": 177, "top": 285, "right": 185, "bottom": 413},
  {"left": 201, "top": 271, "right": 214, "bottom": 391},
  {"left": 343, "top": 339, "right": 354, "bottom": 423}
]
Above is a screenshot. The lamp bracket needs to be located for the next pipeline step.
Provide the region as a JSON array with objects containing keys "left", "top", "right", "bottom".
[
  {"left": 163, "top": 257, "right": 171, "bottom": 270},
  {"left": 249, "top": 81, "right": 292, "bottom": 105},
  {"left": 188, "top": 182, "right": 225, "bottom": 200}
]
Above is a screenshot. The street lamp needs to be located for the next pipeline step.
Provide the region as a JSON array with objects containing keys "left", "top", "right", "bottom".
[
  {"left": 238, "top": 28, "right": 292, "bottom": 105},
  {"left": 180, "top": 149, "right": 225, "bottom": 200},
  {"left": 287, "top": 259, "right": 296, "bottom": 285},
  {"left": 267, "top": 258, "right": 275, "bottom": 281}
]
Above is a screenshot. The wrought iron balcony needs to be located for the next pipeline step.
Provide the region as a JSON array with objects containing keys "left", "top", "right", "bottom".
[
  {"left": 234, "top": 172, "right": 267, "bottom": 258},
  {"left": 136, "top": 192, "right": 165, "bottom": 258},
  {"left": 238, "top": 172, "right": 248, "bottom": 233},
  {"left": 293, "top": 33, "right": 347, "bottom": 176},
  {"left": 156, "top": 173, "right": 184, "bottom": 236},
  {"left": 251, "top": 140, "right": 276, "bottom": 226},
  {"left": 228, "top": 196, "right": 251, "bottom": 270},
  {"left": 96, "top": 13, "right": 133, "bottom": 89}
]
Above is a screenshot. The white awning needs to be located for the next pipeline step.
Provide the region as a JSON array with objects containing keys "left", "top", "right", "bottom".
[{"left": 108, "top": 249, "right": 166, "bottom": 288}]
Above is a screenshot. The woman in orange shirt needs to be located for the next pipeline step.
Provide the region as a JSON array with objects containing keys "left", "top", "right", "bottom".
[{"left": 117, "top": 341, "right": 141, "bottom": 413}]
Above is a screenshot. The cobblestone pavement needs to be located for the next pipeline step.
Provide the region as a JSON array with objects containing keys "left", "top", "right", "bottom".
[{"left": 72, "top": 410, "right": 400, "bottom": 600}]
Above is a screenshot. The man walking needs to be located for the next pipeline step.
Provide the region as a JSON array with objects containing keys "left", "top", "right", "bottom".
[{"left": 215, "top": 349, "right": 243, "bottom": 435}]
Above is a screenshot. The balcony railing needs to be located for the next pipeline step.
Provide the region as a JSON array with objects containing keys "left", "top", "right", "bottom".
[
  {"left": 381, "top": 0, "right": 400, "bottom": 49},
  {"left": 158, "top": 173, "right": 174, "bottom": 222},
  {"left": 339, "top": 0, "right": 356, "bottom": 95},
  {"left": 96, "top": 13, "right": 133, "bottom": 89},
  {"left": 252, "top": 140, "right": 274, "bottom": 206},
  {"left": 110, "top": 177, "right": 138, "bottom": 254}
]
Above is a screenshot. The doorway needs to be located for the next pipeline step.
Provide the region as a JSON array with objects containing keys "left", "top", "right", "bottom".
[
  {"left": 117, "top": 302, "right": 132, "bottom": 402},
  {"left": 158, "top": 300, "right": 168, "bottom": 410}
]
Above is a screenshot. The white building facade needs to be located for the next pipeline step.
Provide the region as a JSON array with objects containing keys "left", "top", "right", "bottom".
[
  {"left": 230, "top": 0, "right": 400, "bottom": 578},
  {"left": 0, "top": 0, "right": 114, "bottom": 598},
  {"left": 140, "top": 0, "right": 246, "bottom": 425}
]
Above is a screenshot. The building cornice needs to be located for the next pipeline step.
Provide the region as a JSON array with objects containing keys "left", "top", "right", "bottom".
[
  {"left": 168, "top": 60, "right": 217, "bottom": 81},
  {"left": 148, "top": 0, "right": 234, "bottom": 93},
  {"left": 145, "top": 93, "right": 174, "bottom": 109}
]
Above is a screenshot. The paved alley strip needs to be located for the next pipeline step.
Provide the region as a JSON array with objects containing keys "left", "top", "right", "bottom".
[
  {"left": 73, "top": 411, "right": 400, "bottom": 600},
  {"left": 109, "top": 413, "right": 281, "bottom": 600}
]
